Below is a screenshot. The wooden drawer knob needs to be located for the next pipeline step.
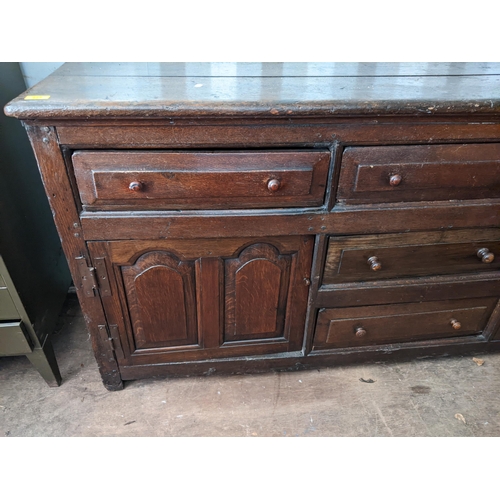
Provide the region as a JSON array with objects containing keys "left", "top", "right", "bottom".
[
  {"left": 129, "top": 181, "right": 143, "bottom": 192},
  {"left": 367, "top": 256, "right": 382, "bottom": 271},
  {"left": 450, "top": 319, "right": 461, "bottom": 330},
  {"left": 355, "top": 327, "right": 367, "bottom": 338},
  {"left": 267, "top": 179, "right": 281, "bottom": 192},
  {"left": 389, "top": 174, "right": 402, "bottom": 186},
  {"left": 477, "top": 248, "right": 495, "bottom": 263}
]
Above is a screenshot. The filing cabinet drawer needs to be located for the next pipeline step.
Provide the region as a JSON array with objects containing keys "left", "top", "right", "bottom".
[
  {"left": 323, "top": 229, "right": 500, "bottom": 285},
  {"left": 0, "top": 321, "right": 33, "bottom": 356},
  {"left": 0, "top": 288, "right": 20, "bottom": 320},
  {"left": 72, "top": 150, "right": 330, "bottom": 210},
  {"left": 337, "top": 143, "right": 500, "bottom": 205},
  {"left": 313, "top": 297, "right": 498, "bottom": 349}
]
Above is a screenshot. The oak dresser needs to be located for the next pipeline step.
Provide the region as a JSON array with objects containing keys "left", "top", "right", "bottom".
[{"left": 5, "top": 62, "right": 500, "bottom": 390}]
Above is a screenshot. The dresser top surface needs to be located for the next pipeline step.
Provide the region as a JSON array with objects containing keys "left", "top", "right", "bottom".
[{"left": 5, "top": 62, "right": 500, "bottom": 120}]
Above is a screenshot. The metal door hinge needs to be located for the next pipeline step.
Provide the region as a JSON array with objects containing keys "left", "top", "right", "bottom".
[
  {"left": 98, "top": 324, "right": 124, "bottom": 360},
  {"left": 76, "top": 257, "right": 98, "bottom": 297},
  {"left": 93, "top": 257, "right": 112, "bottom": 296},
  {"left": 75, "top": 256, "right": 112, "bottom": 297}
]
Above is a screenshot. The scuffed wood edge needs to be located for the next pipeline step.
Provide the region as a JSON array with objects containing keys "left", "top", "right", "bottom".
[
  {"left": 5, "top": 98, "right": 500, "bottom": 120},
  {"left": 118, "top": 339, "right": 500, "bottom": 380},
  {"left": 24, "top": 124, "right": 123, "bottom": 391}
]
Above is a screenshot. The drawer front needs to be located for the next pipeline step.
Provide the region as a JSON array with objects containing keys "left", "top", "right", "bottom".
[
  {"left": 0, "top": 321, "right": 33, "bottom": 356},
  {"left": 337, "top": 143, "right": 500, "bottom": 204},
  {"left": 72, "top": 150, "right": 330, "bottom": 210},
  {"left": 313, "top": 297, "right": 498, "bottom": 349},
  {"left": 323, "top": 229, "right": 500, "bottom": 285},
  {"left": 0, "top": 288, "right": 20, "bottom": 320}
]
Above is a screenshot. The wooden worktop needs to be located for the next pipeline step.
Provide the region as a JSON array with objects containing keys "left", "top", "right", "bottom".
[{"left": 4, "top": 62, "right": 500, "bottom": 120}]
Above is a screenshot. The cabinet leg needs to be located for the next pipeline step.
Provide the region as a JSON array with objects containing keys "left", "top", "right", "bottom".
[
  {"left": 26, "top": 339, "right": 62, "bottom": 387},
  {"left": 91, "top": 333, "right": 124, "bottom": 391},
  {"left": 102, "top": 377, "right": 124, "bottom": 391}
]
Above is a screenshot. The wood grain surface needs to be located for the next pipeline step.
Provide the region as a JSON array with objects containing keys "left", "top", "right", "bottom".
[{"left": 5, "top": 63, "right": 500, "bottom": 119}]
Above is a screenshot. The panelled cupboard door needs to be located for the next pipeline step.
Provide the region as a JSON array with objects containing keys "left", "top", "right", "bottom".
[
  {"left": 87, "top": 236, "right": 313, "bottom": 366},
  {"left": 121, "top": 251, "right": 198, "bottom": 350}
]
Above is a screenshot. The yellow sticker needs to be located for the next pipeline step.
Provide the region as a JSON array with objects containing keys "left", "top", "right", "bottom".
[{"left": 24, "top": 95, "right": 50, "bottom": 100}]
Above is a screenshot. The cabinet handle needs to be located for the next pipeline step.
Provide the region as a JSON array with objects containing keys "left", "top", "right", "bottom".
[
  {"left": 450, "top": 319, "right": 461, "bottom": 330},
  {"left": 129, "top": 181, "right": 143, "bottom": 192},
  {"left": 267, "top": 179, "right": 281, "bottom": 192},
  {"left": 355, "top": 327, "right": 367, "bottom": 338},
  {"left": 367, "top": 256, "right": 382, "bottom": 271},
  {"left": 477, "top": 248, "right": 495, "bottom": 263},
  {"left": 389, "top": 174, "right": 402, "bottom": 186}
]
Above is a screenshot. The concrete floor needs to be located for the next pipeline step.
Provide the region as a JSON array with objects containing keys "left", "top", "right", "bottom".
[{"left": 1, "top": 294, "right": 500, "bottom": 437}]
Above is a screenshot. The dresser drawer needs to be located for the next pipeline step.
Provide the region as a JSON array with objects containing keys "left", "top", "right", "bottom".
[
  {"left": 72, "top": 150, "right": 330, "bottom": 210},
  {"left": 313, "top": 297, "right": 498, "bottom": 349},
  {"left": 337, "top": 143, "right": 500, "bottom": 205},
  {"left": 323, "top": 229, "right": 500, "bottom": 285}
]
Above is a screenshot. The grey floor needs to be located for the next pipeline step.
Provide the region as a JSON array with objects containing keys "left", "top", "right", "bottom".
[{"left": 1, "top": 294, "right": 499, "bottom": 437}]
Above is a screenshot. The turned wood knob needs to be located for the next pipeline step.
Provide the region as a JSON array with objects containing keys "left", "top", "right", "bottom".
[
  {"left": 450, "top": 319, "right": 461, "bottom": 330},
  {"left": 268, "top": 179, "right": 281, "bottom": 192},
  {"left": 129, "top": 181, "right": 143, "bottom": 192},
  {"left": 367, "top": 256, "right": 382, "bottom": 271},
  {"left": 477, "top": 248, "right": 495, "bottom": 263},
  {"left": 389, "top": 174, "right": 402, "bottom": 186},
  {"left": 355, "top": 327, "right": 367, "bottom": 338}
]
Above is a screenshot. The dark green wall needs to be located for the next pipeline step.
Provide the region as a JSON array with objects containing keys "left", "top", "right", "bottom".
[{"left": 0, "top": 62, "right": 71, "bottom": 337}]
